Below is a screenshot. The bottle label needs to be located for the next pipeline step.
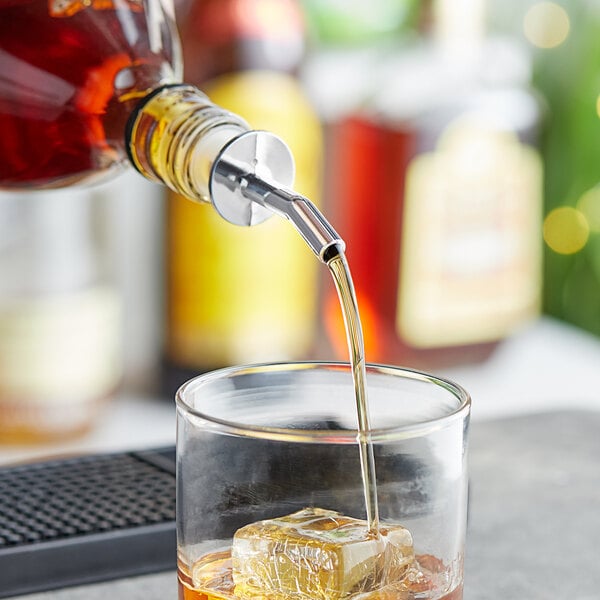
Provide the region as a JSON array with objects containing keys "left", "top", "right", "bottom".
[
  {"left": 396, "top": 117, "right": 543, "bottom": 347},
  {"left": 0, "top": 287, "right": 121, "bottom": 405}
]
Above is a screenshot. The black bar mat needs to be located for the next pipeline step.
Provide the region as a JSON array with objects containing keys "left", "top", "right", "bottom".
[{"left": 0, "top": 447, "right": 176, "bottom": 598}]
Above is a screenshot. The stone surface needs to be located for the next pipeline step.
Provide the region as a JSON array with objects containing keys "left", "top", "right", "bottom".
[{"left": 464, "top": 410, "right": 600, "bottom": 600}]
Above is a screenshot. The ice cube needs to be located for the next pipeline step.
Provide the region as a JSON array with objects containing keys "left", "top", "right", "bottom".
[{"left": 231, "top": 507, "right": 414, "bottom": 600}]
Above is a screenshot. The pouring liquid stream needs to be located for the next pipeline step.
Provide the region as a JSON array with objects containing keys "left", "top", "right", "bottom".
[{"left": 327, "top": 251, "right": 380, "bottom": 534}]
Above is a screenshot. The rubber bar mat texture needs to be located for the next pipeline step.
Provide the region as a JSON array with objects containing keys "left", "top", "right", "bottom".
[{"left": 0, "top": 447, "right": 176, "bottom": 598}]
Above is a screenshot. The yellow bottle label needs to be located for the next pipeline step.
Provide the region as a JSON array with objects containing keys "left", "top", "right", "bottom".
[
  {"left": 0, "top": 287, "right": 121, "bottom": 404},
  {"left": 397, "top": 117, "right": 543, "bottom": 348},
  {"left": 167, "top": 71, "right": 323, "bottom": 367}
]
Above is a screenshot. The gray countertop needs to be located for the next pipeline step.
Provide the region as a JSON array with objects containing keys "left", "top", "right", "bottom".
[
  {"left": 8, "top": 408, "right": 600, "bottom": 599},
  {"left": 465, "top": 409, "right": 600, "bottom": 599}
]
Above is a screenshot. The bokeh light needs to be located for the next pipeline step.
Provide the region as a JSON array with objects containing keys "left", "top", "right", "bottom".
[
  {"left": 577, "top": 186, "right": 600, "bottom": 232},
  {"left": 543, "top": 206, "right": 589, "bottom": 254},
  {"left": 523, "top": 2, "right": 570, "bottom": 49}
]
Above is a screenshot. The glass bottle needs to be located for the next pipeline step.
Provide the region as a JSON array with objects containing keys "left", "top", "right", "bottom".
[
  {"left": 322, "top": 0, "right": 543, "bottom": 369},
  {"left": 163, "top": 0, "right": 323, "bottom": 390},
  {"left": 0, "top": 188, "right": 121, "bottom": 442}
]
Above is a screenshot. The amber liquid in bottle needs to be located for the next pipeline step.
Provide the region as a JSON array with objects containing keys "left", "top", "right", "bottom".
[{"left": 0, "top": 0, "right": 178, "bottom": 189}]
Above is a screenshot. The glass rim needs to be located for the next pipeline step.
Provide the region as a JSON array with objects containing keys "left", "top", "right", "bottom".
[{"left": 175, "top": 361, "right": 471, "bottom": 443}]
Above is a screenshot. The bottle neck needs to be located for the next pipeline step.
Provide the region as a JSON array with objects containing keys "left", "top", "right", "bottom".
[
  {"left": 126, "top": 84, "right": 249, "bottom": 203},
  {"left": 126, "top": 83, "right": 344, "bottom": 261},
  {"left": 432, "top": 0, "right": 485, "bottom": 72}
]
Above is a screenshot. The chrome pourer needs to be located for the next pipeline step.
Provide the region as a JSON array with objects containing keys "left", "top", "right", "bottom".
[{"left": 209, "top": 131, "right": 345, "bottom": 264}]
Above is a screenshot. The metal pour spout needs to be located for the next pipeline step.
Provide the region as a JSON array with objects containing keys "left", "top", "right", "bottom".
[{"left": 209, "top": 131, "right": 345, "bottom": 264}]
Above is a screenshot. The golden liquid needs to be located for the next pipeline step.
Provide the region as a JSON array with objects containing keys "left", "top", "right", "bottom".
[
  {"left": 326, "top": 252, "right": 379, "bottom": 533},
  {"left": 177, "top": 554, "right": 463, "bottom": 600}
]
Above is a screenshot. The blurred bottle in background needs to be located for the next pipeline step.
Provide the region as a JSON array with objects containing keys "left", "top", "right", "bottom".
[
  {"left": 0, "top": 190, "right": 121, "bottom": 443},
  {"left": 93, "top": 172, "right": 166, "bottom": 396},
  {"left": 307, "top": 0, "right": 543, "bottom": 369},
  {"left": 301, "top": 0, "right": 419, "bottom": 46},
  {"left": 163, "top": 0, "right": 323, "bottom": 393},
  {"left": 518, "top": 1, "right": 600, "bottom": 337}
]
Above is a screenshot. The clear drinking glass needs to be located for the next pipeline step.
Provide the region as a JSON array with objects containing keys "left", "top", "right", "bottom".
[{"left": 176, "top": 362, "right": 470, "bottom": 600}]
